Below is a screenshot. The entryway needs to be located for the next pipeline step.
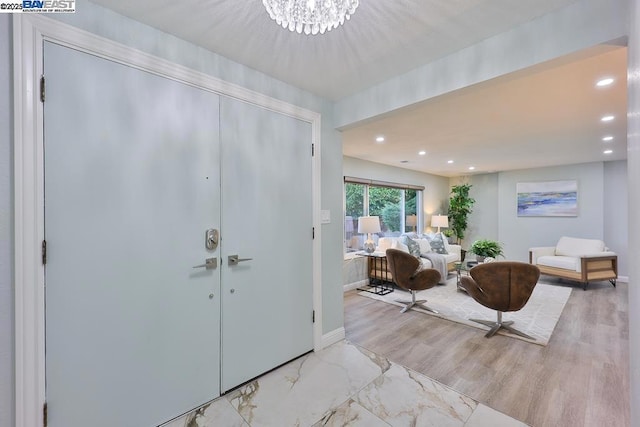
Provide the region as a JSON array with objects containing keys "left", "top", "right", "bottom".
[{"left": 43, "top": 41, "right": 314, "bottom": 427}]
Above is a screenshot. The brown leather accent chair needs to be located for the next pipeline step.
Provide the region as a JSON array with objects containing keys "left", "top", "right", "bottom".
[
  {"left": 460, "top": 261, "right": 540, "bottom": 339},
  {"left": 385, "top": 249, "right": 441, "bottom": 314}
]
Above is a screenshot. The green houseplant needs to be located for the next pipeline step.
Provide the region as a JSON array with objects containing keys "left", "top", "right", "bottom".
[
  {"left": 442, "top": 229, "right": 454, "bottom": 242},
  {"left": 469, "top": 239, "right": 504, "bottom": 261},
  {"left": 447, "top": 184, "right": 475, "bottom": 246}
]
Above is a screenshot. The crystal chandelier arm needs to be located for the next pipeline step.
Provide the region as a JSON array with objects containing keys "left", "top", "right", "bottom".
[{"left": 263, "top": 0, "right": 359, "bottom": 35}]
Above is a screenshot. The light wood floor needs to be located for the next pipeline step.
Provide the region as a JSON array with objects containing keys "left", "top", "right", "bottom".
[{"left": 344, "top": 278, "right": 629, "bottom": 427}]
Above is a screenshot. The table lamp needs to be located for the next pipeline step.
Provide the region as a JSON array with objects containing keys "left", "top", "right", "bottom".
[
  {"left": 358, "top": 216, "right": 381, "bottom": 253},
  {"left": 431, "top": 214, "right": 449, "bottom": 234},
  {"left": 406, "top": 215, "right": 417, "bottom": 232}
]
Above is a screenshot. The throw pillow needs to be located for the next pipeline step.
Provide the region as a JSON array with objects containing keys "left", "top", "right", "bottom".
[
  {"left": 442, "top": 233, "right": 451, "bottom": 252},
  {"left": 428, "top": 233, "right": 448, "bottom": 254},
  {"left": 403, "top": 232, "right": 419, "bottom": 240},
  {"left": 415, "top": 238, "right": 431, "bottom": 256},
  {"left": 401, "top": 235, "right": 421, "bottom": 258},
  {"left": 391, "top": 239, "right": 410, "bottom": 254},
  {"left": 414, "top": 257, "right": 431, "bottom": 274}
]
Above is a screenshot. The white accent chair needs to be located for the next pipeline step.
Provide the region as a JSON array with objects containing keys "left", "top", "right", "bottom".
[{"left": 529, "top": 236, "right": 617, "bottom": 290}]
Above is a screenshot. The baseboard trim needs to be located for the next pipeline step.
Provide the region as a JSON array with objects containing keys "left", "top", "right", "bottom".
[
  {"left": 617, "top": 275, "right": 629, "bottom": 283},
  {"left": 321, "top": 327, "right": 345, "bottom": 348},
  {"left": 343, "top": 279, "right": 368, "bottom": 292}
]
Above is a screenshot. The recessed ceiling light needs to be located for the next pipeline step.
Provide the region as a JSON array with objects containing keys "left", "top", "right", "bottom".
[
  {"left": 602, "top": 136, "right": 614, "bottom": 141},
  {"left": 418, "top": 150, "right": 427, "bottom": 156},
  {"left": 447, "top": 160, "right": 454, "bottom": 164},
  {"left": 604, "top": 149, "right": 613, "bottom": 154},
  {"left": 601, "top": 115, "right": 615, "bottom": 122},
  {"left": 375, "top": 136, "right": 385, "bottom": 143},
  {"left": 468, "top": 166, "right": 475, "bottom": 170},
  {"left": 596, "top": 78, "right": 614, "bottom": 87}
]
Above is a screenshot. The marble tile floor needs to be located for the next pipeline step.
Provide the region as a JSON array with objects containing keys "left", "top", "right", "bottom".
[{"left": 163, "top": 340, "right": 528, "bottom": 427}]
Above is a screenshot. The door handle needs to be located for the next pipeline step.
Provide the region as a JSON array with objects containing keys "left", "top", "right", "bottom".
[
  {"left": 228, "top": 255, "right": 253, "bottom": 266},
  {"left": 192, "top": 257, "right": 218, "bottom": 270}
]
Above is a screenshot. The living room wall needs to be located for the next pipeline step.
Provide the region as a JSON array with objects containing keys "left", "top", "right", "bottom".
[
  {"left": 449, "top": 173, "right": 499, "bottom": 249},
  {"left": 458, "top": 160, "right": 628, "bottom": 277},
  {"left": 604, "top": 160, "right": 629, "bottom": 276}
]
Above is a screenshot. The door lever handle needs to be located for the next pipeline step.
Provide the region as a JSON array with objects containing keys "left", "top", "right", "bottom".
[
  {"left": 228, "top": 255, "right": 253, "bottom": 266},
  {"left": 192, "top": 257, "right": 217, "bottom": 270}
]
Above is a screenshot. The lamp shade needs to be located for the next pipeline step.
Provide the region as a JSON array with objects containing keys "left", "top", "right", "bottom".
[
  {"left": 431, "top": 215, "right": 449, "bottom": 229},
  {"left": 406, "top": 215, "right": 417, "bottom": 227},
  {"left": 358, "top": 216, "right": 381, "bottom": 234}
]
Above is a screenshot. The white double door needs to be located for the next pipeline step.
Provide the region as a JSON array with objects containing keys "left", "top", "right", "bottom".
[{"left": 43, "top": 42, "right": 313, "bottom": 427}]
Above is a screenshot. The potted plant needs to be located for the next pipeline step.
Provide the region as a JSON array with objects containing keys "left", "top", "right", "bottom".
[
  {"left": 447, "top": 184, "right": 475, "bottom": 246},
  {"left": 442, "top": 229, "right": 454, "bottom": 243},
  {"left": 469, "top": 239, "right": 504, "bottom": 262}
]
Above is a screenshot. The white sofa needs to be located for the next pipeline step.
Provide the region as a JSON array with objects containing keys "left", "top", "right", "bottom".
[
  {"left": 529, "top": 236, "right": 617, "bottom": 290},
  {"left": 377, "top": 236, "right": 462, "bottom": 268},
  {"left": 365, "top": 235, "right": 461, "bottom": 284}
]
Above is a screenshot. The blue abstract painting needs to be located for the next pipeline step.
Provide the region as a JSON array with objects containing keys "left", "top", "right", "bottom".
[{"left": 517, "top": 180, "right": 577, "bottom": 217}]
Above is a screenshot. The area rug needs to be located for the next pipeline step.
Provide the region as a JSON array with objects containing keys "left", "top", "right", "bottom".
[{"left": 358, "top": 277, "right": 571, "bottom": 345}]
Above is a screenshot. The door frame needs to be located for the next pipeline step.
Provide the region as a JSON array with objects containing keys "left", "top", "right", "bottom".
[{"left": 13, "top": 14, "right": 323, "bottom": 427}]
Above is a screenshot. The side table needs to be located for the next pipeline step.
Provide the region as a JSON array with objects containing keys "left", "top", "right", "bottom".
[{"left": 355, "top": 251, "right": 394, "bottom": 295}]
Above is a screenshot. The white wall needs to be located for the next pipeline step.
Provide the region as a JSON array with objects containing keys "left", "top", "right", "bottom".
[
  {"left": 450, "top": 174, "right": 499, "bottom": 248},
  {"left": 0, "top": 14, "right": 12, "bottom": 427},
  {"left": 498, "top": 162, "right": 604, "bottom": 262},
  {"left": 604, "top": 160, "right": 628, "bottom": 276},
  {"left": 627, "top": 0, "right": 640, "bottom": 423},
  {"left": 343, "top": 256, "right": 367, "bottom": 288},
  {"left": 460, "top": 162, "right": 628, "bottom": 277}
]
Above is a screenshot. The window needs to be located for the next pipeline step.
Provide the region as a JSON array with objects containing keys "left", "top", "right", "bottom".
[
  {"left": 344, "top": 178, "right": 424, "bottom": 253},
  {"left": 344, "top": 183, "right": 364, "bottom": 250},
  {"left": 404, "top": 189, "right": 418, "bottom": 233}
]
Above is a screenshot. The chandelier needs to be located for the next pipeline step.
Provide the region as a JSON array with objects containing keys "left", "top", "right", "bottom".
[{"left": 263, "top": 0, "right": 359, "bottom": 35}]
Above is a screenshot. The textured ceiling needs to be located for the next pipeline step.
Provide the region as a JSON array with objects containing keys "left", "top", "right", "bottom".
[
  {"left": 88, "top": 0, "right": 581, "bottom": 100},
  {"left": 87, "top": 0, "right": 626, "bottom": 176}
]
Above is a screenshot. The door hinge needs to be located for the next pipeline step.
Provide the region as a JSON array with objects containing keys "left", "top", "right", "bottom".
[
  {"left": 312, "top": 227, "right": 315, "bottom": 239},
  {"left": 40, "top": 75, "right": 45, "bottom": 103},
  {"left": 311, "top": 143, "right": 315, "bottom": 156},
  {"left": 312, "top": 310, "right": 315, "bottom": 323},
  {"left": 43, "top": 402, "right": 48, "bottom": 427},
  {"left": 42, "top": 240, "right": 47, "bottom": 265}
]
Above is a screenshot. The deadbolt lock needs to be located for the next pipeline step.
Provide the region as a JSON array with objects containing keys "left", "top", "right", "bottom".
[{"left": 205, "top": 229, "right": 219, "bottom": 251}]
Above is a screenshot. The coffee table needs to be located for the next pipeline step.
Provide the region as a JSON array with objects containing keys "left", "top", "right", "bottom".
[{"left": 455, "top": 260, "right": 479, "bottom": 291}]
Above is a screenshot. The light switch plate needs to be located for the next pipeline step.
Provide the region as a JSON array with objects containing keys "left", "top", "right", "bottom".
[{"left": 321, "top": 210, "right": 331, "bottom": 224}]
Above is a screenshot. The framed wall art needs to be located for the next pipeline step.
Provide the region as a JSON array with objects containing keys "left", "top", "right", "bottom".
[{"left": 517, "top": 180, "right": 577, "bottom": 217}]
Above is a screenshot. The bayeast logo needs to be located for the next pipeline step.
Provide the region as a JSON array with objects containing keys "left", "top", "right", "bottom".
[{"left": 22, "top": 0, "right": 75, "bottom": 12}]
